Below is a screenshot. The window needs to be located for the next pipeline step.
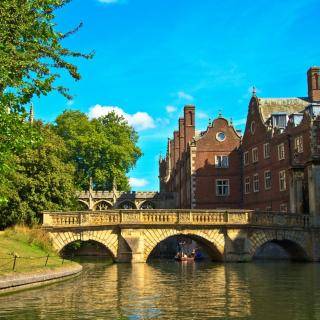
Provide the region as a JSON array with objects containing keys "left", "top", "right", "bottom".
[
  {"left": 272, "top": 114, "right": 287, "bottom": 129},
  {"left": 216, "top": 132, "right": 226, "bottom": 142},
  {"left": 253, "top": 174, "right": 259, "bottom": 192},
  {"left": 216, "top": 179, "right": 229, "bottom": 196},
  {"left": 244, "top": 177, "right": 251, "bottom": 194},
  {"left": 277, "top": 143, "right": 285, "bottom": 160},
  {"left": 279, "top": 170, "right": 286, "bottom": 191},
  {"left": 252, "top": 147, "right": 258, "bottom": 163},
  {"left": 294, "top": 136, "right": 303, "bottom": 153},
  {"left": 280, "top": 203, "right": 288, "bottom": 212},
  {"left": 243, "top": 151, "right": 249, "bottom": 165},
  {"left": 250, "top": 121, "right": 256, "bottom": 134},
  {"left": 264, "top": 170, "right": 271, "bottom": 190},
  {"left": 263, "top": 143, "right": 270, "bottom": 159},
  {"left": 215, "top": 155, "right": 229, "bottom": 168}
]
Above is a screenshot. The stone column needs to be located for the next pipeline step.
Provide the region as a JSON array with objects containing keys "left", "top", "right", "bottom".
[
  {"left": 224, "top": 229, "right": 251, "bottom": 262},
  {"left": 307, "top": 163, "right": 320, "bottom": 226},
  {"left": 189, "top": 141, "right": 197, "bottom": 209},
  {"left": 118, "top": 229, "right": 146, "bottom": 263},
  {"left": 289, "top": 168, "right": 304, "bottom": 213}
]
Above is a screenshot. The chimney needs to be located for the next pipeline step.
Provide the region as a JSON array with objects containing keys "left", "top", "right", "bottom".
[
  {"left": 308, "top": 66, "right": 320, "bottom": 102},
  {"left": 184, "top": 105, "right": 195, "bottom": 149},
  {"left": 178, "top": 118, "right": 185, "bottom": 159},
  {"left": 173, "top": 131, "right": 180, "bottom": 168}
]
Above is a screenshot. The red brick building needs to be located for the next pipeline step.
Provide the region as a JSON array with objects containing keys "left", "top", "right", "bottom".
[{"left": 159, "top": 66, "right": 320, "bottom": 214}]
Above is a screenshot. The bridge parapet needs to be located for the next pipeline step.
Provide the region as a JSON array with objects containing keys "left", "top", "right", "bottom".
[{"left": 42, "top": 210, "right": 311, "bottom": 229}]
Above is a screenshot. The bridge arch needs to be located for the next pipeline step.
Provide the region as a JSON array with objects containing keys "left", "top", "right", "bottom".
[
  {"left": 143, "top": 228, "right": 225, "bottom": 262},
  {"left": 49, "top": 229, "right": 118, "bottom": 260},
  {"left": 250, "top": 230, "right": 309, "bottom": 261}
]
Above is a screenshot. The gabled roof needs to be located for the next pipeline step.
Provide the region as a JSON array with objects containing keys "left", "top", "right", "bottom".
[{"left": 257, "top": 97, "right": 310, "bottom": 122}]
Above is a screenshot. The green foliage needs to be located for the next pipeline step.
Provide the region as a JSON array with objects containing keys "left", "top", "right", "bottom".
[
  {"left": 3, "top": 225, "right": 55, "bottom": 253},
  {"left": 55, "top": 110, "right": 142, "bottom": 190},
  {"left": 0, "top": 122, "right": 78, "bottom": 228},
  {"left": 0, "top": 0, "right": 93, "bottom": 110},
  {"left": 0, "top": 0, "right": 92, "bottom": 199}
]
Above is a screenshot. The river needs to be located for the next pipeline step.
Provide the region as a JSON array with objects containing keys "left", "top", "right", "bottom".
[{"left": 1, "top": 259, "right": 320, "bottom": 320}]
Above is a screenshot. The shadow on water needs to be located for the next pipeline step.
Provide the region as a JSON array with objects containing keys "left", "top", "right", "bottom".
[{"left": 147, "top": 234, "right": 222, "bottom": 262}]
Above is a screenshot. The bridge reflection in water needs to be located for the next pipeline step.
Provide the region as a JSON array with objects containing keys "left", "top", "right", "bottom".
[{"left": 1, "top": 261, "right": 320, "bottom": 319}]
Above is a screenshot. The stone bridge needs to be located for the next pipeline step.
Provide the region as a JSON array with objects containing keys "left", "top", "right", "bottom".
[{"left": 42, "top": 210, "right": 320, "bottom": 263}]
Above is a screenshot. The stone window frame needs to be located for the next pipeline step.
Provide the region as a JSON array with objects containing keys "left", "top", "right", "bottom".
[
  {"left": 253, "top": 173, "right": 259, "bottom": 192},
  {"left": 277, "top": 143, "right": 285, "bottom": 160},
  {"left": 244, "top": 176, "right": 251, "bottom": 194},
  {"left": 252, "top": 147, "right": 259, "bottom": 163},
  {"left": 280, "top": 203, "right": 288, "bottom": 212},
  {"left": 279, "top": 170, "right": 286, "bottom": 191},
  {"left": 215, "top": 155, "right": 229, "bottom": 168},
  {"left": 243, "top": 151, "right": 249, "bottom": 166},
  {"left": 215, "top": 179, "right": 230, "bottom": 196},
  {"left": 263, "top": 143, "right": 271, "bottom": 159},
  {"left": 264, "top": 170, "right": 272, "bottom": 190},
  {"left": 216, "top": 132, "right": 226, "bottom": 142},
  {"left": 294, "top": 135, "right": 303, "bottom": 154}
]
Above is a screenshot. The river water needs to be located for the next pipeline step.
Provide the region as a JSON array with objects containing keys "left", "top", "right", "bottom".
[{"left": 1, "top": 260, "right": 320, "bottom": 320}]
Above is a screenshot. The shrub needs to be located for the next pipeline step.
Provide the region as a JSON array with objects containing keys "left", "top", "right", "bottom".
[{"left": 3, "top": 225, "right": 55, "bottom": 253}]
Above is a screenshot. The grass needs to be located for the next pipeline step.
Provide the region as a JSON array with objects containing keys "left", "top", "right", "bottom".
[{"left": 0, "top": 225, "right": 74, "bottom": 276}]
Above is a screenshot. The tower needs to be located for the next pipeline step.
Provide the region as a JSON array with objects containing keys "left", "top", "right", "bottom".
[
  {"left": 184, "top": 105, "right": 195, "bottom": 149},
  {"left": 307, "top": 66, "right": 320, "bottom": 102}
]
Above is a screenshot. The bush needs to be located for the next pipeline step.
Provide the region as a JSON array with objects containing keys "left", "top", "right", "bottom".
[{"left": 3, "top": 225, "right": 55, "bottom": 253}]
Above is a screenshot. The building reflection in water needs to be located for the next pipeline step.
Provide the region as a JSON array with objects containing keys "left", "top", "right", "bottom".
[{"left": 1, "top": 260, "right": 320, "bottom": 319}]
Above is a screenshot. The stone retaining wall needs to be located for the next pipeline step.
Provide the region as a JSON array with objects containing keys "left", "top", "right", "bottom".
[{"left": 0, "top": 263, "right": 82, "bottom": 295}]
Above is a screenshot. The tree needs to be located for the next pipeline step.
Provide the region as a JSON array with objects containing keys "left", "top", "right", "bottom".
[
  {"left": 55, "top": 110, "right": 142, "bottom": 191},
  {"left": 0, "top": 0, "right": 93, "bottom": 110},
  {"left": 0, "top": 0, "right": 92, "bottom": 201},
  {"left": 0, "top": 122, "right": 78, "bottom": 228}
]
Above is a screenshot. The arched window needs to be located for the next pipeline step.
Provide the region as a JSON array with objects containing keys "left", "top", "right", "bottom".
[
  {"left": 95, "top": 201, "right": 111, "bottom": 211},
  {"left": 140, "top": 201, "right": 155, "bottom": 209},
  {"left": 119, "top": 201, "right": 135, "bottom": 209},
  {"left": 189, "top": 111, "right": 193, "bottom": 125}
]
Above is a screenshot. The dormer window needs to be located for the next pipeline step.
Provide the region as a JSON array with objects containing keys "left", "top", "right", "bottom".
[{"left": 271, "top": 113, "right": 287, "bottom": 129}]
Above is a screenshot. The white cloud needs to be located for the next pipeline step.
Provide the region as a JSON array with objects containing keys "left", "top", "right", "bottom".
[
  {"left": 88, "top": 105, "right": 155, "bottom": 131},
  {"left": 233, "top": 118, "right": 247, "bottom": 126},
  {"left": 66, "top": 100, "right": 74, "bottom": 106},
  {"left": 177, "top": 91, "right": 194, "bottom": 101},
  {"left": 166, "top": 105, "right": 177, "bottom": 113},
  {"left": 197, "top": 111, "right": 208, "bottom": 119},
  {"left": 129, "top": 177, "right": 149, "bottom": 188},
  {"left": 156, "top": 117, "right": 170, "bottom": 126}
]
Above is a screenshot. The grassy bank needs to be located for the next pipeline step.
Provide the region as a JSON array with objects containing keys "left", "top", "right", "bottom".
[{"left": 0, "top": 226, "right": 74, "bottom": 276}]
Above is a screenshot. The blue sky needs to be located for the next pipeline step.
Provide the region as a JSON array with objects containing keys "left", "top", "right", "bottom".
[{"left": 34, "top": 0, "right": 320, "bottom": 191}]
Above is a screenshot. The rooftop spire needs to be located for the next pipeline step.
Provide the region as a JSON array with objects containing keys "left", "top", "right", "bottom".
[{"left": 252, "top": 86, "right": 257, "bottom": 97}]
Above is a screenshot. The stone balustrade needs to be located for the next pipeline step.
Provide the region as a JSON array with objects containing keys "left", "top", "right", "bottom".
[{"left": 42, "top": 210, "right": 311, "bottom": 229}]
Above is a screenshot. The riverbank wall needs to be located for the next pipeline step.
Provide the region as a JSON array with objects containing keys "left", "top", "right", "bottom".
[{"left": 0, "top": 263, "right": 82, "bottom": 295}]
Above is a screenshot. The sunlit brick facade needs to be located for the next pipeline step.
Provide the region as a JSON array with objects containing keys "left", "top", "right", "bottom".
[{"left": 159, "top": 66, "right": 320, "bottom": 213}]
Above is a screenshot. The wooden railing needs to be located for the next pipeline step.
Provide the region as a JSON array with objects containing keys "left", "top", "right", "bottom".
[{"left": 42, "top": 210, "right": 311, "bottom": 229}]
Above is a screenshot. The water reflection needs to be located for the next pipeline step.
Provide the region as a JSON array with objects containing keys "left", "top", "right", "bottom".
[{"left": 1, "top": 260, "right": 320, "bottom": 319}]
